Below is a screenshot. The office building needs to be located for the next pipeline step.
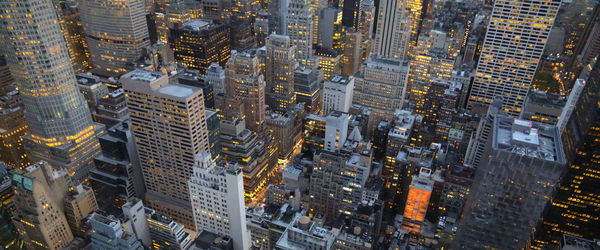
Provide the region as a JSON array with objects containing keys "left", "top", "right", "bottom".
[
  {"left": 146, "top": 210, "right": 193, "bottom": 250},
  {"left": 121, "top": 198, "right": 151, "bottom": 247},
  {"left": 408, "top": 53, "right": 455, "bottom": 112},
  {"left": 323, "top": 75, "right": 355, "bottom": 114},
  {"left": 318, "top": 8, "right": 343, "bottom": 49},
  {"left": 353, "top": 56, "right": 410, "bottom": 136},
  {"left": 275, "top": 215, "right": 336, "bottom": 249},
  {"left": 122, "top": 69, "right": 210, "bottom": 229},
  {"left": 246, "top": 204, "right": 302, "bottom": 250},
  {"left": 457, "top": 117, "right": 566, "bottom": 249},
  {"left": 76, "top": 73, "right": 110, "bottom": 111},
  {"left": 0, "top": 0, "right": 102, "bottom": 183},
  {"left": 294, "top": 66, "right": 324, "bottom": 114},
  {"left": 219, "top": 119, "right": 278, "bottom": 201},
  {"left": 316, "top": 47, "right": 342, "bottom": 80},
  {"left": 88, "top": 213, "right": 144, "bottom": 250},
  {"left": 463, "top": 96, "right": 504, "bottom": 168},
  {"left": 401, "top": 168, "right": 434, "bottom": 234},
  {"left": 0, "top": 56, "right": 13, "bottom": 96},
  {"left": 91, "top": 122, "right": 145, "bottom": 215},
  {"left": 268, "top": 0, "right": 290, "bottom": 35},
  {"left": 374, "top": 0, "right": 412, "bottom": 59},
  {"left": 205, "top": 62, "right": 226, "bottom": 95},
  {"left": 92, "top": 88, "right": 130, "bottom": 128},
  {"left": 205, "top": 109, "right": 222, "bottom": 160},
  {"left": 170, "top": 19, "right": 231, "bottom": 74},
  {"left": 358, "top": 0, "right": 375, "bottom": 43},
  {"left": 520, "top": 90, "right": 566, "bottom": 126},
  {"left": 530, "top": 60, "right": 600, "bottom": 248},
  {"left": 188, "top": 152, "right": 251, "bottom": 250},
  {"left": 218, "top": 51, "right": 267, "bottom": 133},
  {"left": 11, "top": 162, "right": 74, "bottom": 250},
  {"left": 343, "top": 31, "right": 363, "bottom": 76},
  {"left": 266, "top": 104, "right": 305, "bottom": 158},
  {"left": 79, "top": 0, "right": 150, "bottom": 74},
  {"left": 286, "top": 0, "right": 314, "bottom": 66},
  {"left": 177, "top": 71, "right": 215, "bottom": 109},
  {"left": 467, "top": 0, "right": 561, "bottom": 116},
  {"left": 342, "top": 0, "right": 360, "bottom": 30},
  {"left": 0, "top": 163, "right": 20, "bottom": 249},
  {"left": 155, "top": 2, "right": 191, "bottom": 43},
  {"left": 0, "top": 92, "right": 29, "bottom": 169},
  {"left": 309, "top": 112, "right": 373, "bottom": 219},
  {"left": 64, "top": 185, "right": 99, "bottom": 236},
  {"left": 55, "top": 1, "right": 93, "bottom": 72},
  {"left": 265, "top": 34, "right": 297, "bottom": 113}
]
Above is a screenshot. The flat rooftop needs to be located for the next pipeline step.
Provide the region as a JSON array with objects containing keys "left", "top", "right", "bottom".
[{"left": 494, "top": 116, "right": 564, "bottom": 163}]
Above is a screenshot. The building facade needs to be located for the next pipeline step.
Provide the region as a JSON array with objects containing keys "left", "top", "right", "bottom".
[{"left": 122, "top": 69, "right": 210, "bottom": 229}]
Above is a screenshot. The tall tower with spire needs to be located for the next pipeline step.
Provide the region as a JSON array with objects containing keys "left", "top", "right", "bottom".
[{"left": 0, "top": 0, "right": 102, "bottom": 182}]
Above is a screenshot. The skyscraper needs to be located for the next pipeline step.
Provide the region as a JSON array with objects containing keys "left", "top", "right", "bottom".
[
  {"left": 374, "top": 0, "right": 412, "bottom": 59},
  {"left": 530, "top": 60, "right": 600, "bottom": 248},
  {"left": 188, "top": 152, "right": 251, "bottom": 250},
  {"left": 122, "top": 69, "right": 210, "bottom": 229},
  {"left": 79, "top": 0, "right": 150, "bottom": 74},
  {"left": 12, "top": 162, "right": 74, "bottom": 250},
  {"left": 218, "top": 51, "right": 267, "bottom": 133},
  {"left": 286, "top": 0, "right": 315, "bottom": 66},
  {"left": 169, "top": 19, "right": 231, "bottom": 74},
  {"left": 265, "top": 34, "right": 297, "bottom": 113},
  {"left": 467, "top": 0, "right": 561, "bottom": 116},
  {"left": 0, "top": 0, "right": 102, "bottom": 183},
  {"left": 353, "top": 56, "right": 410, "bottom": 136},
  {"left": 402, "top": 168, "right": 434, "bottom": 234},
  {"left": 457, "top": 117, "right": 566, "bottom": 249}
]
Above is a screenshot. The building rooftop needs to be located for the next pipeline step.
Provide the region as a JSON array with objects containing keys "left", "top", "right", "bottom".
[
  {"left": 157, "top": 84, "right": 195, "bottom": 97},
  {"left": 183, "top": 19, "right": 211, "bottom": 31},
  {"left": 124, "top": 70, "right": 164, "bottom": 83},
  {"left": 494, "top": 116, "right": 565, "bottom": 163}
]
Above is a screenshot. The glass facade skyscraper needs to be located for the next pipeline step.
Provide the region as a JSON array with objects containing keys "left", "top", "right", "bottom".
[{"left": 0, "top": 0, "right": 101, "bottom": 183}]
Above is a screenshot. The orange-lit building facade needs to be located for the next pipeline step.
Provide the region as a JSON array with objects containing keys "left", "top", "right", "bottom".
[{"left": 402, "top": 168, "right": 434, "bottom": 233}]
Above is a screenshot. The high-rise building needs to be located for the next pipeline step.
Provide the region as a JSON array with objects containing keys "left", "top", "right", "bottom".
[
  {"left": 146, "top": 210, "right": 193, "bottom": 250},
  {"left": 0, "top": 0, "right": 102, "bottom": 183},
  {"left": 530, "top": 60, "right": 600, "bottom": 248},
  {"left": 219, "top": 119, "right": 278, "bottom": 201},
  {"left": 0, "top": 56, "right": 14, "bottom": 96},
  {"left": 294, "top": 66, "right": 324, "bottom": 114},
  {"left": 0, "top": 92, "right": 29, "bottom": 170},
  {"left": 341, "top": 0, "right": 360, "bottom": 30},
  {"left": 88, "top": 213, "right": 144, "bottom": 250},
  {"left": 188, "top": 152, "right": 251, "bottom": 250},
  {"left": 122, "top": 69, "right": 210, "bottom": 229},
  {"left": 286, "top": 0, "right": 314, "bottom": 66},
  {"left": 54, "top": 1, "right": 93, "bottom": 72},
  {"left": 121, "top": 198, "right": 151, "bottom": 247},
  {"left": 268, "top": 0, "right": 290, "bottom": 35},
  {"left": 309, "top": 112, "right": 372, "bottom": 219},
  {"left": 205, "top": 62, "right": 226, "bottom": 95},
  {"left": 318, "top": 8, "right": 343, "bottom": 49},
  {"left": 374, "top": 0, "right": 412, "bottom": 59},
  {"left": 358, "top": 0, "right": 375, "bottom": 43},
  {"left": 323, "top": 75, "right": 355, "bottom": 114},
  {"left": 0, "top": 163, "right": 21, "bottom": 249},
  {"left": 316, "top": 47, "right": 343, "bottom": 80},
  {"left": 457, "top": 117, "right": 565, "bottom": 249},
  {"left": 467, "top": 0, "right": 561, "bottom": 116},
  {"left": 353, "top": 56, "right": 410, "bottom": 136},
  {"left": 92, "top": 89, "right": 130, "bottom": 128},
  {"left": 401, "top": 168, "right": 434, "bottom": 234},
  {"left": 64, "top": 185, "right": 99, "bottom": 237},
  {"left": 91, "top": 122, "right": 145, "bottom": 215},
  {"left": 267, "top": 104, "right": 305, "bottom": 158},
  {"left": 408, "top": 53, "right": 455, "bottom": 112},
  {"left": 265, "top": 34, "right": 297, "bottom": 113},
  {"left": 169, "top": 19, "right": 231, "bottom": 74},
  {"left": 342, "top": 31, "right": 362, "bottom": 76},
  {"left": 218, "top": 51, "right": 267, "bottom": 133},
  {"left": 155, "top": 2, "right": 191, "bottom": 44},
  {"left": 79, "top": 0, "right": 150, "bottom": 74},
  {"left": 11, "top": 162, "right": 74, "bottom": 250}
]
